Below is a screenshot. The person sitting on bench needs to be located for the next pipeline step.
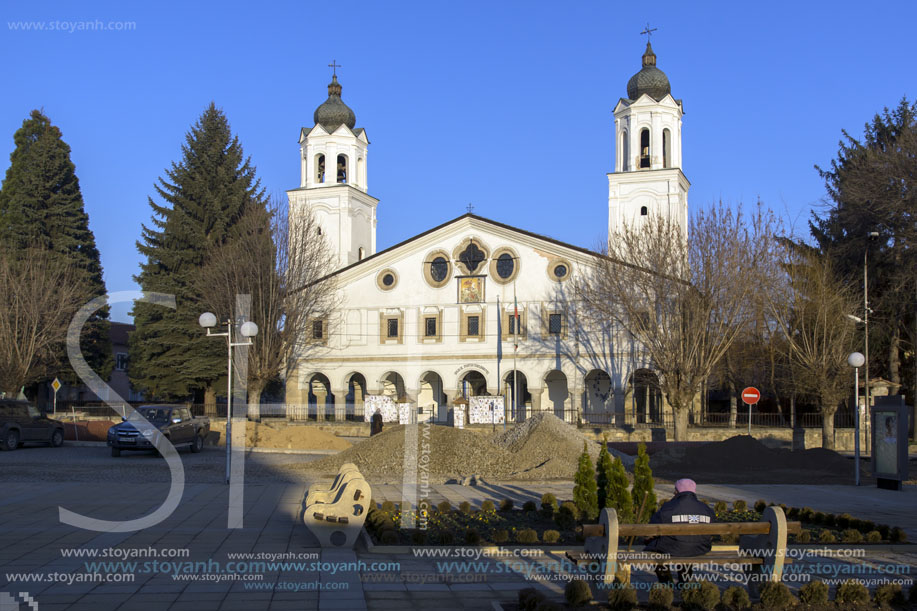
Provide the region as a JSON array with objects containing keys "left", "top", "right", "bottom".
[{"left": 643, "top": 478, "right": 715, "bottom": 584}]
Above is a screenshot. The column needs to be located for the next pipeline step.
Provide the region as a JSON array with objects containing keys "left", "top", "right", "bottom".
[
  {"left": 530, "top": 388, "right": 543, "bottom": 414},
  {"left": 333, "top": 391, "right": 346, "bottom": 422},
  {"left": 442, "top": 389, "right": 456, "bottom": 423},
  {"left": 405, "top": 389, "right": 419, "bottom": 424},
  {"left": 570, "top": 388, "right": 582, "bottom": 425}
]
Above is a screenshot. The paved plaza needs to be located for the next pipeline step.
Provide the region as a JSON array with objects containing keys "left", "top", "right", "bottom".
[{"left": 1, "top": 446, "right": 914, "bottom": 610}]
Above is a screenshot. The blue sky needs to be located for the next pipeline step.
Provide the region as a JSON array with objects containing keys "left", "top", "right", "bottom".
[{"left": 2, "top": 0, "right": 914, "bottom": 322}]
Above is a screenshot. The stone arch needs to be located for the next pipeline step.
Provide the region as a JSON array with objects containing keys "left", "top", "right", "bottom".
[
  {"left": 544, "top": 369, "right": 569, "bottom": 421},
  {"left": 626, "top": 368, "right": 663, "bottom": 424},
  {"left": 583, "top": 369, "right": 613, "bottom": 424},
  {"left": 379, "top": 371, "right": 406, "bottom": 400},
  {"left": 418, "top": 370, "right": 447, "bottom": 422},
  {"left": 458, "top": 370, "right": 488, "bottom": 398},
  {"left": 503, "top": 370, "right": 530, "bottom": 423},
  {"left": 306, "top": 372, "right": 334, "bottom": 420},
  {"left": 343, "top": 372, "right": 367, "bottom": 420}
]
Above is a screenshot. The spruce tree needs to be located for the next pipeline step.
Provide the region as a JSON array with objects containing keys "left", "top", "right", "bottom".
[
  {"left": 631, "top": 443, "right": 657, "bottom": 523},
  {"left": 573, "top": 441, "right": 598, "bottom": 521},
  {"left": 608, "top": 456, "right": 634, "bottom": 522},
  {"left": 131, "top": 103, "right": 266, "bottom": 402},
  {"left": 596, "top": 435, "right": 614, "bottom": 508},
  {"left": 0, "top": 110, "right": 110, "bottom": 386}
]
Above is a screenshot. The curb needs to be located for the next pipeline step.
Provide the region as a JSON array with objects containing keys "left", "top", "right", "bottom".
[{"left": 63, "top": 441, "right": 341, "bottom": 455}]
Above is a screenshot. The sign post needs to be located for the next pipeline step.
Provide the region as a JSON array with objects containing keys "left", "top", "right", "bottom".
[
  {"left": 51, "top": 378, "right": 61, "bottom": 415},
  {"left": 741, "top": 387, "right": 761, "bottom": 436}
]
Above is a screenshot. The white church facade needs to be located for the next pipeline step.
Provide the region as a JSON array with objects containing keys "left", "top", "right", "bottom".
[{"left": 285, "top": 43, "right": 688, "bottom": 426}]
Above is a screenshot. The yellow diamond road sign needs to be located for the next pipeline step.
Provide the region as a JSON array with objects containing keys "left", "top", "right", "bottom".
[{"left": 51, "top": 378, "right": 61, "bottom": 392}]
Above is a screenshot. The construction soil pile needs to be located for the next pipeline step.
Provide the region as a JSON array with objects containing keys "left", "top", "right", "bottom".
[
  {"left": 301, "top": 413, "right": 615, "bottom": 482},
  {"left": 209, "top": 421, "right": 351, "bottom": 451},
  {"left": 649, "top": 435, "right": 857, "bottom": 485}
]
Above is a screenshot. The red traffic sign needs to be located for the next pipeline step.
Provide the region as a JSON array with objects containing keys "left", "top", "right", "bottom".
[{"left": 741, "top": 387, "right": 761, "bottom": 405}]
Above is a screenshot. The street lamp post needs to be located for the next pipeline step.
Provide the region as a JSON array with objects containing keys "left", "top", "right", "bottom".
[
  {"left": 199, "top": 312, "right": 258, "bottom": 485},
  {"left": 863, "top": 231, "right": 879, "bottom": 455},
  {"left": 848, "top": 351, "right": 865, "bottom": 486}
]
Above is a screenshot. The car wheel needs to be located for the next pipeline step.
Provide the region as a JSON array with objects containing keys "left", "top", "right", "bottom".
[
  {"left": 190, "top": 434, "right": 203, "bottom": 453},
  {"left": 2, "top": 429, "right": 19, "bottom": 451},
  {"left": 111, "top": 447, "right": 121, "bottom": 457},
  {"left": 51, "top": 429, "right": 64, "bottom": 447}
]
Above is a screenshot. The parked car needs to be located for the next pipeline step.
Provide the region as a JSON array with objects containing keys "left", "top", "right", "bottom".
[
  {"left": 107, "top": 405, "right": 210, "bottom": 457},
  {"left": 0, "top": 399, "right": 66, "bottom": 451}
]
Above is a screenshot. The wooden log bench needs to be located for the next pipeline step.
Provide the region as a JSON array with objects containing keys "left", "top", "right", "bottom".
[
  {"left": 303, "top": 465, "right": 371, "bottom": 548},
  {"left": 566, "top": 506, "right": 802, "bottom": 587}
]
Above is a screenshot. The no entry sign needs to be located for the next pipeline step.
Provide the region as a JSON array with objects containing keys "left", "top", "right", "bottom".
[{"left": 741, "top": 387, "right": 761, "bottom": 405}]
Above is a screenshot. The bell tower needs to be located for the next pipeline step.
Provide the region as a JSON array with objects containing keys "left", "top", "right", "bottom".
[
  {"left": 288, "top": 65, "right": 378, "bottom": 269},
  {"left": 608, "top": 41, "right": 689, "bottom": 242}
]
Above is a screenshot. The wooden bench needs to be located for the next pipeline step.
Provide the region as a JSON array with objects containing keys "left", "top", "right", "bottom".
[
  {"left": 303, "top": 465, "right": 371, "bottom": 548},
  {"left": 566, "top": 506, "right": 801, "bottom": 587}
]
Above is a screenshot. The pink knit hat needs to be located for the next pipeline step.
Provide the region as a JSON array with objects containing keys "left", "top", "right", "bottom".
[{"left": 675, "top": 478, "right": 697, "bottom": 493}]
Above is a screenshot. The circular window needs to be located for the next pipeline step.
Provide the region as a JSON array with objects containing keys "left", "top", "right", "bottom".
[
  {"left": 547, "top": 258, "right": 572, "bottom": 282},
  {"left": 376, "top": 268, "right": 398, "bottom": 291},
  {"left": 553, "top": 264, "right": 567, "bottom": 279},
  {"left": 496, "top": 254, "right": 514, "bottom": 279},
  {"left": 422, "top": 250, "right": 452, "bottom": 288},
  {"left": 489, "top": 247, "right": 519, "bottom": 284}
]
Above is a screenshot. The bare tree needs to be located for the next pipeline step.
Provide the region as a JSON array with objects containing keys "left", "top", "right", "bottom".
[
  {"left": 766, "top": 245, "right": 858, "bottom": 449},
  {"left": 0, "top": 248, "right": 87, "bottom": 396},
  {"left": 578, "top": 202, "right": 778, "bottom": 441},
  {"left": 196, "top": 196, "right": 337, "bottom": 405}
]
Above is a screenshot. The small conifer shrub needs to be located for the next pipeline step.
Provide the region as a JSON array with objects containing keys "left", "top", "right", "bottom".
[{"left": 564, "top": 578, "right": 593, "bottom": 605}]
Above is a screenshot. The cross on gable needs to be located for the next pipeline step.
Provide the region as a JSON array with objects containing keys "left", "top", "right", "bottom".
[{"left": 466, "top": 203, "right": 475, "bottom": 214}]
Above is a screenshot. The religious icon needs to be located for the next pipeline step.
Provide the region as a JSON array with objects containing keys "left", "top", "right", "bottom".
[
  {"left": 876, "top": 413, "right": 897, "bottom": 474},
  {"left": 458, "top": 276, "right": 485, "bottom": 303}
]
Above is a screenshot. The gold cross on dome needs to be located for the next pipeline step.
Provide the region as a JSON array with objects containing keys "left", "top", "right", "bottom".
[
  {"left": 328, "top": 60, "right": 341, "bottom": 77},
  {"left": 640, "top": 23, "right": 658, "bottom": 41}
]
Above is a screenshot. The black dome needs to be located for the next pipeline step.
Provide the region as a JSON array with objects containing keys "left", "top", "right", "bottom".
[
  {"left": 626, "top": 42, "right": 671, "bottom": 101},
  {"left": 313, "top": 75, "right": 356, "bottom": 132}
]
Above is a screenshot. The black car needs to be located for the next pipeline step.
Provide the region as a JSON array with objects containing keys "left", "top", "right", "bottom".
[
  {"left": 107, "top": 405, "right": 210, "bottom": 457},
  {"left": 0, "top": 399, "right": 66, "bottom": 451}
]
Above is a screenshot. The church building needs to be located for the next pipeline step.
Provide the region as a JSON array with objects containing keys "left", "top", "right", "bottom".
[{"left": 284, "top": 43, "right": 689, "bottom": 426}]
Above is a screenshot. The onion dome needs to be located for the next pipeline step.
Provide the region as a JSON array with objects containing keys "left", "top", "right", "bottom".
[
  {"left": 313, "top": 75, "right": 356, "bottom": 132},
  {"left": 626, "top": 42, "right": 671, "bottom": 101}
]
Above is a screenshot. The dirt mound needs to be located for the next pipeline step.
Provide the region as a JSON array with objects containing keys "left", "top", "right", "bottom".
[
  {"left": 650, "top": 435, "right": 854, "bottom": 484},
  {"left": 209, "top": 421, "right": 351, "bottom": 451}
]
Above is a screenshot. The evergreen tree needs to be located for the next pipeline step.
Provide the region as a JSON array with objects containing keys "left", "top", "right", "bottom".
[
  {"left": 0, "top": 110, "right": 110, "bottom": 386},
  {"left": 131, "top": 103, "right": 266, "bottom": 402},
  {"left": 608, "top": 456, "right": 634, "bottom": 522},
  {"left": 573, "top": 441, "right": 598, "bottom": 521},
  {"left": 596, "top": 435, "right": 613, "bottom": 508},
  {"left": 631, "top": 443, "right": 657, "bottom": 523}
]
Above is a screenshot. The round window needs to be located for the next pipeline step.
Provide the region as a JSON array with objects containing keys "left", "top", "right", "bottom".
[
  {"left": 382, "top": 273, "right": 395, "bottom": 287},
  {"left": 553, "top": 264, "right": 568, "bottom": 279},
  {"left": 496, "top": 253, "right": 515, "bottom": 279},
  {"left": 430, "top": 257, "right": 448, "bottom": 282}
]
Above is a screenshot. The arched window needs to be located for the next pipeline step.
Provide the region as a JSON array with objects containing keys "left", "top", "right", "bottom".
[
  {"left": 315, "top": 154, "right": 325, "bottom": 183},
  {"left": 640, "top": 129, "right": 650, "bottom": 168},
  {"left": 336, "top": 154, "right": 348, "bottom": 183},
  {"left": 621, "top": 130, "right": 629, "bottom": 171},
  {"left": 663, "top": 128, "right": 671, "bottom": 169},
  {"left": 358, "top": 247, "right": 365, "bottom": 261},
  {"left": 357, "top": 157, "right": 364, "bottom": 186},
  {"left": 640, "top": 206, "right": 648, "bottom": 216}
]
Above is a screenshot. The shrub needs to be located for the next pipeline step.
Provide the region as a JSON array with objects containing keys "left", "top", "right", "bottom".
[
  {"left": 518, "top": 587, "right": 545, "bottom": 611},
  {"left": 719, "top": 533, "right": 738, "bottom": 544},
  {"left": 890, "top": 527, "right": 908, "bottom": 543},
  {"left": 733, "top": 499, "right": 747, "bottom": 512},
  {"left": 380, "top": 500, "right": 396, "bottom": 512},
  {"left": 500, "top": 498, "right": 514, "bottom": 512},
  {"left": 787, "top": 506, "right": 800, "bottom": 519},
  {"left": 541, "top": 492, "right": 558, "bottom": 513},
  {"left": 555, "top": 505, "right": 576, "bottom": 531},
  {"left": 841, "top": 528, "right": 864, "bottom": 543},
  {"left": 878, "top": 524, "right": 891, "bottom": 539},
  {"left": 410, "top": 530, "right": 426, "bottom": 545},
  {"left": 437, "top": 530, "right": 455, "bottom": 545},
  {"left": 861, "top": 519, "right": 876, "bottom": 533},
  {"left": 564, "top": 578, "right": 593, "bottom": 605},
  {"left": 835, "top": 579, "right": 869, "bottom": 605},
  {"left": 465, "top": 529, "right": 481, "bottom": 545},
  {"left": 812, "top": 511, "right": 825, "bottom": 525},
  {"left": 714, "top": 500, "right": 728, "bottom": 513},
  {"left": 721, "top": 585, "right": 751, "bottom": 610},
  {"left": 848, "top": 517, "right": 863, "bottom": 530},
  {"left": 822, "top": 512, "right": 836, "bottom": 527},
  {"left": 459, "top": 501, "right": 471, "bottom": 514},
  {"left": 631, "top": 443, "right": 657, "bottom": 522},
  {"left": 481, "top": 500, "right": 495, "bottom": 512},
  {"left": 533, "top": 601, "right": 562, "bottom": 611},
  {"left": 606, "top": 582, "right": 638, "bottom": 610},
  {"left": 647, "top": 583, "right": 674, "bottom": 610},
  {"left": 379, "top": 530, "right": 398, "bottom": 544},
  {"left": 754, "top": 499, "right": 767, "bottom": 513},
  {"left": 516, "top": 528, "right": 539, "bottom": 544},
  {"left": 866, "top": 530, "right": 882, "bottom": 543},
  {"left": 437, "top": 501, "right": 451, "bottom": 513},
  {"left": 492, "top": 529, "right": 509, "bottom": 544},
  {"left": 800, "top": 507, "right": 814, "bottom": 521},
  {"left": 523, "top": 500, "right": 537, "bottom": 512},
  {"left": 573, "top": 442, "right": 599, "bottom": 520},
  {"left": 759, "top": 581, "right": 795, "bottom": 609},
  {"left": 818, "top": 529, "right": 837, "bottom": 543},
  {"left": 795, "top": 529, "right": 811, "bottom": 543},
  {"left": 681, "top": 579, "right": 720, "bottom": 610},
  {"left": 798, "top": 580, "right": 829, "bottom": 605},
  {"left": 596, "top": 435, "right": 614, "bottom": 509},
  {"left": 560, "top": 501, "right": 580, "bottom": 519},
  {"left": 542, "top": 529, "right": 560, "bottom": 544},
  {"left": 836, "top": 513, "right": 851, "bottom": 529},
  {"left": 874, "top": 583, "right": 905, "bottom": 606}
]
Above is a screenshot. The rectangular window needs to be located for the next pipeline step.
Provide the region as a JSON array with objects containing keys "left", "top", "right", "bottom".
[
  {"left": 424, "top": 317, "right": 437, "bottom": 337},
  {"left": 549, "top": 313, "right": 563, "bottom": 334},
  {"left": 467, "top": 315, "right": 480, "bottom": 337},
  {"left": 387, "top": 318, "right": 399, "bottom": 338},
  {"left": 508, "top": 315, "right": 520, "bottom": 335},
  {"left": 312, "top": 320, "right": 324, "bottom": 340},
  {"left": 115, "top": 353, "right": 128, "bottom": 371}
]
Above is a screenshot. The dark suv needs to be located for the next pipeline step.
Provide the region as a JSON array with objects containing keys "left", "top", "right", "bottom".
[{"left": 0, "top": 399, "right": 66, "bottom": 451}]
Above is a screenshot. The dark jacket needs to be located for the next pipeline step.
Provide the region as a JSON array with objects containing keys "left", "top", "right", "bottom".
[
  {"left": 643, "top": 491, "right": 716, "bottom": 557},
  {"left": 370, "top": 412, "right": 383, "bottom": 436}
]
